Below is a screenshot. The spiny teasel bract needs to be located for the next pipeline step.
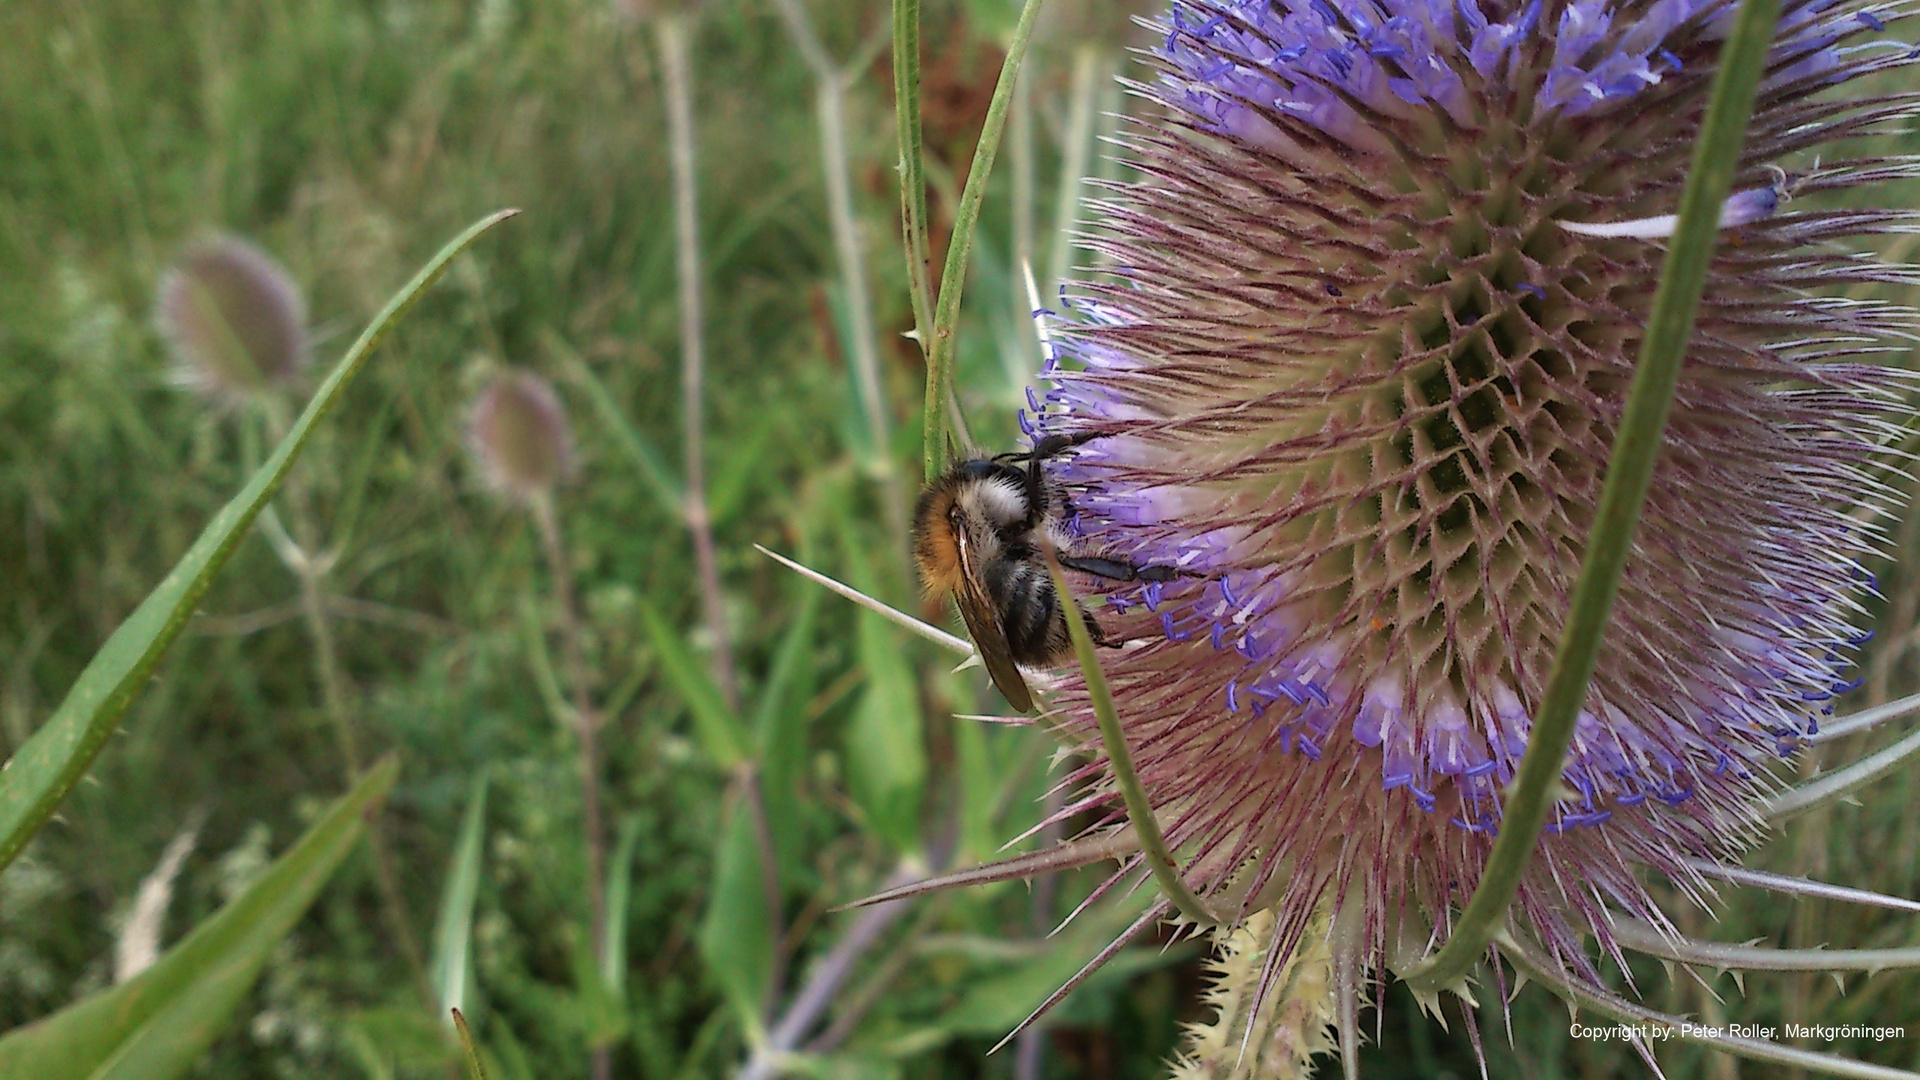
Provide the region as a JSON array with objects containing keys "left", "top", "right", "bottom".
[{"left": 955, "top": 0, "right": 1919, "bottom": 1066}]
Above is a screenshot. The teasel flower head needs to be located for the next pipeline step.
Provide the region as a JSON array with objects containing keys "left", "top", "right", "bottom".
[
  {"left": 155, "top": 235, "right": 310, "bottom": 406},
  {"left": 988, "top": 0, "right": 1920, "bottom": 1065},
  {"left": 467, "top": 371, "right": 576, "bottom": 506}
]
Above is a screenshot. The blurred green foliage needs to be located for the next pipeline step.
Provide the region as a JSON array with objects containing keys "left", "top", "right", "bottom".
[{"left": 3, "top": 0, "right": 1919, "bottom": 1077}]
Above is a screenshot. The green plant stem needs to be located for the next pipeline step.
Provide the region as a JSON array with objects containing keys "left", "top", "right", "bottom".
[
  {"left": 917, "top": 0, "right": 1047, "bottom": 480},
  {"left": 1403, "top": 0, "right": 1783, "bottom": 997},
  {"left": 892, "top": 0, "right": 934, "bottom": 378},
  {"left": 657, "top": 11, "right": 741, "bottom": 712},
  {"left": 736, "top": 762, "right": 787, "bottom": 1022},
  {"left": 248, "top": 407, "right": 432, "bottom": 1009},
  {"left": 658, "top": 15, "right": 789, "bottom": 1032},
  {"left": 530, "top": 494, "right": 609, "bottom": 969},
  {"left": 769, "top": 0, "right": 909, "bottom": 543},
  {"left": 1047, "top": 556, "right": 1225, "bottom": 927},
  {"left": 530, "top": 493, "right": 611, "bottom": 1080},
  {"left": 291, "top": 564, "right": 433, "bottom": 1008}
]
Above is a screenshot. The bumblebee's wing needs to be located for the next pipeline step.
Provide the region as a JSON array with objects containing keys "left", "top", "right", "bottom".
[{"left": 952, "top": 530, "right": 1036, "bottom": 714}]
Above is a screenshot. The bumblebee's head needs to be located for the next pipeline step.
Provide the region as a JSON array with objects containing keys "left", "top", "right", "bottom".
[{"left": 911, "top": 461, "right": 1027, "bottom": 597}]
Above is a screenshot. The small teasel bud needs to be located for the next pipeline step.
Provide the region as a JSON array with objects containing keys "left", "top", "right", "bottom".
[
  {"left": 155, "top": 235, "right": 309, "bottom": 404},
  {"left": 466, "top": 371, "right": 575, "bottom": 505},
  {"left": 1172, "top": 907, "right": 1336, "bottom": 1080}
]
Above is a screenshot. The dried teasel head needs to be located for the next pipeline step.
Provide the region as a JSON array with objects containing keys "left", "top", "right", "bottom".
[
  {"left": 155, "top": 235, "right": 309, "bottom": 406},
  {"left": 467, "top": 371, "right": 576, "bottom": 506}
]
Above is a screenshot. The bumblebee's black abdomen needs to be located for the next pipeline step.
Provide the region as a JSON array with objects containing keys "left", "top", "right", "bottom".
[{"left": 984, "top": 557, "right": 1066, "bottom": 665}]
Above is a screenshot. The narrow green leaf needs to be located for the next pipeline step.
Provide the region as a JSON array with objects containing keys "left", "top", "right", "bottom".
[
  {"left": 430, "top": 769, "right": 490, "bottom": 1023},
  {"left": 634, "top": 596, "right": 745, "bottom": 767},
  {"left": 451, "top": 1009, "right": 492, "bottom": 1080},
  {"left": 566, "top": 931, "right": 629, "bottom": 1049},
  {"left": 0, "top": 211, "right": 515, "bottom": 874},
  {"left": 602, "top": 815, "right": 644, "bottom": 997},
  {"left": 328, "top": 393, "right": 399, "bottom": 553},
  {"left": 1404, "top": 0, "right": 1783, "bottom": 995},
  {"left": 341, "top": 1023, "right": 400, "bottom": 1080},
  {"left": 487, "top": 1021, "right": 536, "bottom": 1080},
  {"left": 919, "top": 0, "right": 1046, "bottom": 479},
  {"left": 696, "top": 806, "right": 774, "bottom": 1028},
  {"left": 0, "top": 759, "right": 399, "bottom": 1080}
]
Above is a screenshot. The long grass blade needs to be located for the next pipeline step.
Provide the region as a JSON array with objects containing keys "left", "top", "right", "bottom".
[
  {"left": 430, "top": 769, "right": 490, "bottom": 1023},
  {"left": 893, "top": 0, "right": 933, "bottom": 372},
  {"left": 551, "top": 336, "right": 683, "bottom": 518},
  {"left": 0, "top": 760, "right": 398, "bottom": 1080},
  {"left": 602, "top": 816, "right": 644, "bottom": 996},
  {"left": 634, "top": 594, "right": 746, "bottom": 769}
]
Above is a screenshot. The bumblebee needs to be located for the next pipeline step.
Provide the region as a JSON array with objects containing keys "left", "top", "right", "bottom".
[{"left": 912, "top": 432, "right": 1181, "bottom": 713}]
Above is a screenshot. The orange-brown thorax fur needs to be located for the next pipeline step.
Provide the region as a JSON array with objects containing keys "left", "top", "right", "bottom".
[{"left": 913, "top": 478, "right": 967, "bottom": 598}]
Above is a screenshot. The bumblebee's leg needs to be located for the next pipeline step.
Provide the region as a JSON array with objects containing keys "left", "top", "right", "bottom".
[
  {"left": 1058, "top": 554, "right": 1183, "bottom": 583},
  {"left": 1022, "top": 443, "right": 1050, "bottom": 528},
  {"left": 993, "top": 430, "right": 1105, "bottom": 464},
  {"left": 1019, "top": 432, "right": 1112, "bottom": 528},
  {"left": 1084, "top": 606, "right": 1118, "bottom": 648}
]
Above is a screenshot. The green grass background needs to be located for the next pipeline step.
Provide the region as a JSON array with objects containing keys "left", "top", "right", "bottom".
[{"left": 2, "top": 0, "right": 1918, "bottom": 1076}]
